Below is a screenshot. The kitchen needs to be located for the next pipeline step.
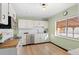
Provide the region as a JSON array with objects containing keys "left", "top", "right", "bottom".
[
  {"left": 0, "top": 3, "right": 49, "bottom": 54},
  {"left": 18, "top": 19, "right": 48, "bottom": 45},
  {"left": 0, "top": 3, "right": 79, "bottom": 55}
]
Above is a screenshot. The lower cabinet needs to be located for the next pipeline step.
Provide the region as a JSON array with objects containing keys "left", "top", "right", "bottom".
[
  {"left": 19, "top": 33, "right": 49, "bottom": 45},
  {"left": 0, "top": 29, "right": 13, "bottom": 43},
  {"left": 19, "top": 34, "right": 35, "bottom": 45},
  {"left": 34, "top": 33, "right": 49, "bottom": 43}
]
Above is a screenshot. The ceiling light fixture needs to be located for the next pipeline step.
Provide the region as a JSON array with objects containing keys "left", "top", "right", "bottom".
[{"left": 41, "top": 3, "right": 47, "bottom": 11}]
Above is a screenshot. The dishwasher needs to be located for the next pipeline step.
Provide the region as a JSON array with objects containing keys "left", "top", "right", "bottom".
[{"left": 25, "top": 34, "right": 34, "bottom": 44}]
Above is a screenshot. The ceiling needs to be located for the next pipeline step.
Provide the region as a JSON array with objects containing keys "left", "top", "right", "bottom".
[{"left": 11, "top": 3, "right": 76, "bottom": 20}]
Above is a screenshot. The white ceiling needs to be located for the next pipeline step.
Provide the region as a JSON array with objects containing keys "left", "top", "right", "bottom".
[{"left": 11, "top": 3, "right": 76, "bottom": 20}]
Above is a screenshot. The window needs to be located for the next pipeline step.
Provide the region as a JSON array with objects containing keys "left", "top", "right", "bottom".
[
  {"left": 55, "top": 16, "right": 79, "bottom": 40},
  {"left": 56, "top": 19, "right": 67, "bottom": 37},
  {"left": 74, "top": 27, "right": 79, "bottom": 38}
]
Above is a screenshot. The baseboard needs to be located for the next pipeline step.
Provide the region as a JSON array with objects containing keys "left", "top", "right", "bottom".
[
  {"left": 22, "top": 41, "right": 68, "bottom": 52},
  {"left": 22, "top": 42, "right": 50, "bottom": 46},
  {"left": 0, "top": 43, "right": 3, "bottom": 44},
  {"left": 49, "top": 41, "right": 68, "bottom": 52}
]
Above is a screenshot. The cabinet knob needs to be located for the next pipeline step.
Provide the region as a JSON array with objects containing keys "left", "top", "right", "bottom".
[{"left": 2, "top": 15, "right": 5, "bottom": 19}]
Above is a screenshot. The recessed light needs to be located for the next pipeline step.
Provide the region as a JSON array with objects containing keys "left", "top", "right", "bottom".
[
  {"left": 42, "top": 3, "right": 46, "bottom": 6},
  {"left": 41, "top": 3, "right": 47, "bottom": 11}
]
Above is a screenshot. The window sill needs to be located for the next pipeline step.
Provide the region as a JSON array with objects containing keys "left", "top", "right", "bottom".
[{"left": 55, "top": 35, "right": 79, "bottom": 42}]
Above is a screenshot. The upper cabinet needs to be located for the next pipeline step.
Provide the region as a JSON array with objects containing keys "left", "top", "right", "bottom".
[
  {"left": 0, "top": 3, "right": 8, "bottom": 24},
  {"left": 9, "top": 3, "right": 16, "bottom": 21},
  {"left": 18, "top": 19, "right": 48, "bottom": 29},
  {"left": 33, "top": 21, "right": 48, "bottom": 28},
  {"left": 8, "top": 3, "right": 17, "bottom": 29},
  {"left": 0, "top": 3, "right": 17, "bottom": 29}
]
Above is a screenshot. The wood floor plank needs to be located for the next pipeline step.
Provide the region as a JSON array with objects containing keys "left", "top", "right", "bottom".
[{"left": 17, "top": 43, "right": 69, "bottom": 55}]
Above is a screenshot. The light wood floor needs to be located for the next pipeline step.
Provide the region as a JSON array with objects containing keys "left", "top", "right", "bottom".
[
  {"left": 0, "top": 39, "right": 19, "bottom": 48},
  {"left": 17, "top": 43, "right": 69, "bottom": 55}
]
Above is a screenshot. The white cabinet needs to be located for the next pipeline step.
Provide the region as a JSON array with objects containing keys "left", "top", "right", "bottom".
[
  {"left": 26, "top": 20, "right": 33, "bottom": 28},
  {"left": 39, "top": 21, "right": 48, "bottom": 28},
  {"left": 35, "top": 33, "right": 49, "bottom": 43},
  {"left": 0, "top": 4, "right": 1, "bottom": 22},
  {"left": 0, "top": 29, "right": 13, "bottom": 43},
  {"left": 8, "top": 3, "right": 17, "bottom": 31},
  {"left": 33, "top": 21, "right": 40, "bottom": 27},
  {"left": 18, "top": 19, "right": 48, "bottom": 29},
  {"left": 0, "top": 3, "right": 8, "bottom": 24},
  {"left": 33, "top": 21, "right": 48, "bottom": 28},
  {"left": 18, "top": 20, "right": 32, "bottom": 29},
  {"left": 9, "top": 4, "right": 16, "bottom": 21},
  {"left": 18, "top": 20, "right": 33, "bottom": 29}
]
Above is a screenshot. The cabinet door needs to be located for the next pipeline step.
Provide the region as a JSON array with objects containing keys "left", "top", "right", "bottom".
[
  {"left": 33, "top": 21, "right": 48, "bottom": 28},
  {"left": 40, "top": 21, "right": 48, "bottom": 28},
  {"left": 18, "top": 20, "right": 26, "bottom": 29},
  {"left": 8, "top": 4, "right": 12, "bottom": 16},
  {"left": 35, "top": 34, "right": 41, "bottom": 43},
  {"left": 0, "top": 4, "right": 1, "bottom": 22},
  {"left": 34, "top": 34, "right": 44, "bottom": 43},
  {"left": 1, "top": 3, "right": 8, "bottom": 24},
  {"left": 43, "top": 21, "right": 48, "bottom": 28},
  {"left": 9, "top": 4, "right": 16, "bottom": 21},
  {"left": 27, "top": 20, "right": 33, "bottom": 28},
  {"left": 35, "top": 34, "right": 49, "bottom": 43}
]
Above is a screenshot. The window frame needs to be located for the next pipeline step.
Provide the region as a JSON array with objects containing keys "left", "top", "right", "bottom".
[{"left": 55, "top": 15, "right": 79, "bottom": 41}]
